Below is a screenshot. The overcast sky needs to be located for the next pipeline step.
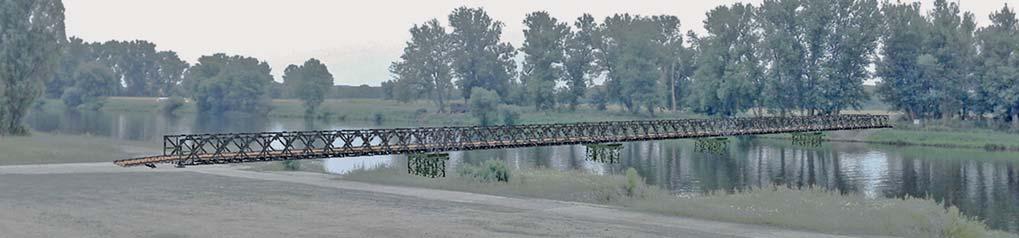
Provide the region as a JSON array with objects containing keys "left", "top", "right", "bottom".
[{"left": 64, "top": 0, "right": 1013, "bottom": 86}]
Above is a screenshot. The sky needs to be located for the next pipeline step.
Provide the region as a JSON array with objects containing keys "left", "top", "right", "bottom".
[{"left": 64, "top": 0, "right": 1014, "bottom": 86}]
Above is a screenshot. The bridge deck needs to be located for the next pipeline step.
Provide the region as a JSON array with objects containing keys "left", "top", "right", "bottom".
[{"left": 114, "top": 115, "right": 891, "bottom": 167}]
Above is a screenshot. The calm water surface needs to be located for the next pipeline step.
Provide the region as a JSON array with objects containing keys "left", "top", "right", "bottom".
[{"left": 26, "top": 109, "right": 1019, "bottom": 232}]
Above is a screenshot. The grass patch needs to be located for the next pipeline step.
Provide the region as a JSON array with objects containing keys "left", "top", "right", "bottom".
[
  {"left": 342, "top": 163, "right": 1014, "bottom": 237},
  {"left": 0, "top": 132, "right": 159, "bottom": 165},
  {"left": 866, "top": 129, "right": 1019, "bottom": 150}
]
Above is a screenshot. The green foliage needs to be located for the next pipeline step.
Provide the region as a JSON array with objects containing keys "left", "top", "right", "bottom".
[
  {"left": 500, "top": 107, "right": 520, "bottom": 126},
  {"left": 877, "top": 0, "right": 978, "bottom": 120},
  {"left": 281, "top": 160, "right": 300, "bottom": 171},
  {"left": 597, "top": 14, "right": 675, "bottom": 115},
  {"left": 689, "top": 4, "right": 761, "bottom": 117},
  {"left": 521, "top": 11, "right": 569, "bottom": 110},
  {"left": 562, "top": 14, "right": 597, "bottom": 110},
  {"left": 468, "top": 88, "right": 501, "bottom": 126},
  {"left": 624, "top": 167, "right": 642, "bottom": 197},
  {"left": 389, "top": 19, "right": 454, "bottom": 112},
  {"left": 283, "top": 58, "right": 334, "bottom": 116},
  {"left": 184, "top": 53, "right": 273, "bottom": 115},
  {"left": 0, "top": 0, "right": 65, "bottom": 135},
  {"left": 976, "top": 6, "right": 1019, "bottom": 124},
  {"left": 448, "top": 7, "right": 517, "bottom": 100},
  {"left": 61, "top": 62, "right": 118, "bottom": 110},
  {"left": 457, "top": 159, "right": 510, "bottom": 182}
]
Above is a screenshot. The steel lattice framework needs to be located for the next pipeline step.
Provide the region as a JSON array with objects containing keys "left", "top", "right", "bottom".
[{"left": 114, "top": 114, "right": 891, "bottom": 167}]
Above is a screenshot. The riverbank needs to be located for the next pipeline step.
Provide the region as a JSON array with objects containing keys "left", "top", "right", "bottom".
[
  {"left": 342, "top": 163, "right": 1014, "bottom": 237},
  {"left": 0, "top": 132, "right": 159, "bottom": 166},
  {"left": 765, "top": 127, "right": 1019, "bottom": 152}
]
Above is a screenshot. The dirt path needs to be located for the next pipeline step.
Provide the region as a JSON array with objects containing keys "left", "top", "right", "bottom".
[{"left": 0, "top": 163, "right": 872, "bottom": 238}]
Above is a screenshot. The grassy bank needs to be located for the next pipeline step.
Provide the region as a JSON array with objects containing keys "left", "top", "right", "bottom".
[
  {"left": 0, "top": 132, "right": 159, "bottom": 166},
  {"left": 342, "top": 164, "right": 1014, "bottom": 238}
]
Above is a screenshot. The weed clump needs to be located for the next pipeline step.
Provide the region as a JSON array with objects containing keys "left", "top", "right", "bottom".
[{"left": 457, "top": 159, "right": 510, "bottom": 182}]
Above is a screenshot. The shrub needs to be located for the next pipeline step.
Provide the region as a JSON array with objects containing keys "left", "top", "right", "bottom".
[
  {"left": 469, "top": 88, "right": 501, "bottom": 126},
  {"left": 500, "top": 108, "right": 520, "bottom": 126},
  {"left": 625, "top": 168, "right": 642, "bottom": 197},
  {"left": 281, "top": 160, "right": 300, "bottom": 171},
  {"left": 373, "top": 113, "right": 385, "bottom": 125},
  {"left": 457, "top": 159, "right": 510, "bottom": 182}
]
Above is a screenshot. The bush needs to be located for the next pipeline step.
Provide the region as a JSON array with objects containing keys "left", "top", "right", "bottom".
[
  {"left": 457, "top": 159, "right": 510, "bottom": 182},
  {"left": 469, "top": 88, "right": 501, "bottom": 126},
  {"left": 158, "top": 96, "right": 186, "bottom": 115},
  {"left": 281, "top": 160, "right": 300, "bottom": 171},
  {"left": 500, "top": 107, "right": 520, "bottom": 126},
  {"left": 625, "top": 168, "right": 642, "bottom": 197},
  {"left": 373, "top": 113, "right": 385, "bottom": 124}
]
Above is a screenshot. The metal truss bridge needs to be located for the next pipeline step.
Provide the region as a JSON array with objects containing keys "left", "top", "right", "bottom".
[{"left": 114, "top": 114, "right": 891, "bottom": 168}]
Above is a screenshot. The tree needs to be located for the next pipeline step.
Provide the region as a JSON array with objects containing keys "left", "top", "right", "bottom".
[
  {"left": 0, "top": 0, "right": 66, "bottom": 135},
  {"left": 468, "top": 87, "right": 500, "bottom": 126},
  {"left": 448, "top": 7, "right": 516, "bottom": 100},
  {"left": 975, "top": 5, "right": 1019, "bottom": 124},
  {"left": 154, "top": 51, "right": 188, "bottom": 97},
  {"left": 283, "top": 58, "right": 334, "bottom": 115},
  {"left": 926, "top": 0, "right": 977, "bottom": 119},
  {"left": 876, "top": 2, "right": 934, "bottom": 120},
  {"left": 61, "top": 62, "right": 118, "bottom": 110},
  {"left": 390, "top": 19, "right": 454, "bottom": 112},
  {"left": 48, "top": 37, "right": 98, "bottom": 98},
  {"left": 814, "top": 0, "right": 881, "bottom": 114},
  {"left": 521, "top": 11, "right": 569, "bottom": 110},
  {"left": 562, "top": 14, "right": 597, "bottom": 110},
  {"left": 758, "top": 0, "right": 807, "bottom": 115},
  {"left": 184, "top": 53, "right": 273, "bottom": 115},
  {"left": 597, "top": 14, "right": 665, "bottom": 115},
  {"left": 688, "top": 4, "right": 762, "bottom": 117},
  {"left": 649, "top": 15, "right": 688, "bottom": 112}
]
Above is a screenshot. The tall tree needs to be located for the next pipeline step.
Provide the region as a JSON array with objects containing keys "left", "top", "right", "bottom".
[
  {"left": 154, "top": 51, "right": 188, "bottom": 97},
  {"left": 758, "top": 0, "right": 806, "bottom": 115},
  {"left": 283, "top": 58, "right": 334, "bottom": 115},
  {"left": 650, "top": 15, "right": 688, "bottom": 112},
  {"left": 0, "top": 0, "right": 65, "bottom": 135},
  {"left": 184, "top": 54, "right": 273, "bottom": 115},
  {"left": 876, "top": 2, "right": 934, "bottom": 120},
  {"left": 390, "top": 19, "right": 454, "bottom": 112},
  {"left": 815, "top": 0, "right": 881, "bottom": 114},
  {"left": 48, "top": 37, "right": 97, "bottom": 98},
  {"left": 597, "top": 14, "right": 665, "bottom": 115},
  {"left": 927, "top": 0, "right": 977, "bottom": 119},
  {"left": 976, "top": 5, "right": 1019, "bottom": 124},
  {"left": 688, "top": 4, "right": 762, "bottom": 117},
  {"left": 448, "top": 7, "right": 516, "bottom": 100},
  {"left": 562, "top": 14, "right": 597, "bottom": 110},
  {"left": 520, "top": 11, "right": 569, "bottom": 110}
]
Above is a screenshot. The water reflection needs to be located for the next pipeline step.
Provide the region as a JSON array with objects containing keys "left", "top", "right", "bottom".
[{"left": 24, "top": 109, "right": 1019, "bottom": 232}]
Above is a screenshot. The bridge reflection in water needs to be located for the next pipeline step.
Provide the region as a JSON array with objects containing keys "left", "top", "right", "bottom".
[{"left": 114, "top": 114, "right": 890, "bottom": 167}]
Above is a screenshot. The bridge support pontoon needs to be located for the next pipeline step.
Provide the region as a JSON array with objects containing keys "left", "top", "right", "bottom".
[
  {"left": 408, "top": 153, "right": 449, "bottom": 178},
  {"left": 585, "top": 143, "right": 623, "bottom": 163}
]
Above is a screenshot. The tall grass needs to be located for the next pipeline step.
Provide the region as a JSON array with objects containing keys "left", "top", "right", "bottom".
[{"left": 341, "top": 164, "right": 1014, "bottom": 238}]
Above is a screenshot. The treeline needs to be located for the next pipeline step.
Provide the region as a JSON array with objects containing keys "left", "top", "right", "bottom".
[{"left": 385, "top": 1, "right": 1019, "bottom": 125}]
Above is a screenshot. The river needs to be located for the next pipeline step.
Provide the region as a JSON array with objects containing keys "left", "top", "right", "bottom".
[{"left": 25, "top": 109, "right": 1019, "bottom": 232}]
